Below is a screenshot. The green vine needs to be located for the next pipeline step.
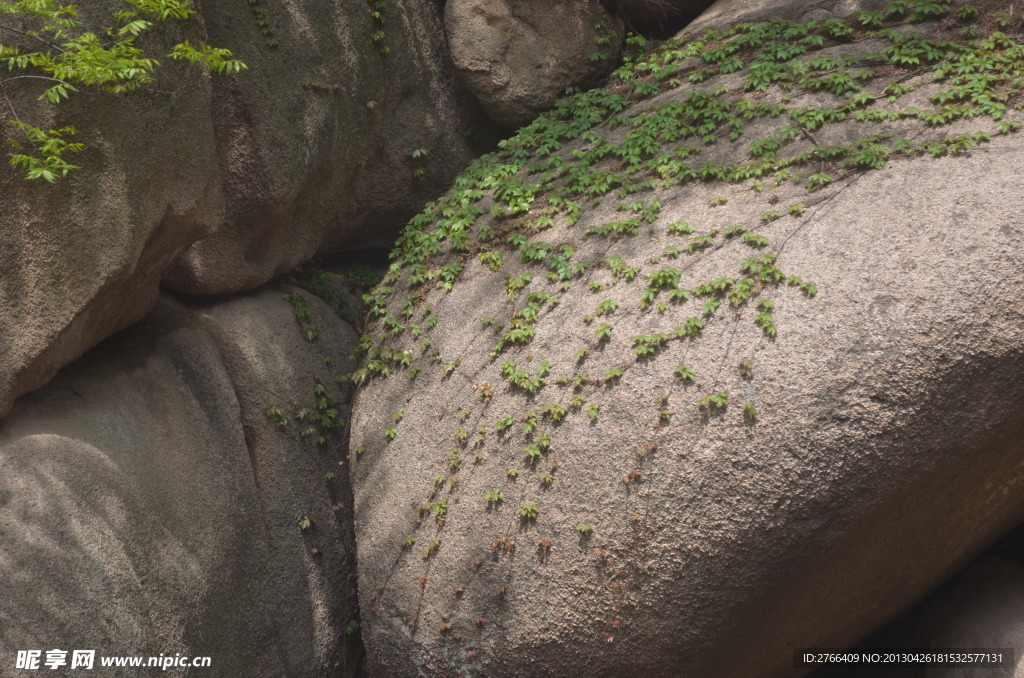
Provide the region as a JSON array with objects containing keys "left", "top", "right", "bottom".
[
  {"left": 367, "top": 0, "right": 388, "bottom": 55},
  {"left": 242, "top": 0, "right": 277, "bottom": 48}
]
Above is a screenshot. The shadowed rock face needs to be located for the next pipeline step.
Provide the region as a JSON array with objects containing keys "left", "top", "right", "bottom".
[
  {"left": 612, "top": 0, "right": 718, "bottom": 31},
  {"left": 346, "top": 1, "right": 1024, "bottom": 674},
  {"left": 812, "top": 556, "right": 1024, "bottom": 678},
  {"left": 0, "top": 288, "right": 361, "bottom": 677},
  {"left": 162, "top": 0, "right": 491, "bottom": 295},
  {"left": 445, "top": 0, "right": 625, "bottom": 128},
  {"left": 0, "top": 0, "right": 220, "bottom": 420},
  {"left": 0, "top": 0, "right": 490, "bottom": 418}
]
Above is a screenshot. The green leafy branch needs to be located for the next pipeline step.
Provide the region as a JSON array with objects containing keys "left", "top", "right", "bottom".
[
  {"left": 1, "top": 0, "right": 245, "bottom": 181},
  {"left": 7, "top": 122, "right": 80, "bottom": 181}
]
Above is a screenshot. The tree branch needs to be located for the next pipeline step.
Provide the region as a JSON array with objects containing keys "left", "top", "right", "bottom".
[
  {"left": 1, "top": 74, "right": 74, "bottom": 87},
  {"left": 0, "top": 23, "right": 67, "bottom": 53},
  {"left": 0, "top": 81, "right": 21, "bottom": 123}
]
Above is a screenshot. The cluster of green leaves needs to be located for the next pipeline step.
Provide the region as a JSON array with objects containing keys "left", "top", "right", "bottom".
[
  {"left": 243, "top": 0, "right": 276, "bottom": 47},
  {"left": 492, "top": 290, "right": 559, "bottom": 354},
  {"left": 1, "top": 0, "right": 245, "bottom": 181},
  {"left": 515, "top": 502, "right": 539, "bottom": 520},
  {"left": 348, "top": 335, "right": 414, "bottom": 383},
  {"left": 698, "top": 391, "right": 729, "bottom": 411},
  {"left": 282, "top": 262, "right": 359, "bottom": 324},
  {"left": 499, "top": 358, "right": 548, "bottom": 394},
  {"left": 632, "top": 332, "right": 671, "bottom": 358},
  {"left": 6, "top": 123, "right": 81, "bottom": 181},
  {"left": 366, "top": 0, "right": 388, "bottom": 54},
  {"left": 264, "top": 379, "right": 345, "bottom": 447},
  {"left": 673, "top": 364, "right": 696, "bottom": 382},
  {"left": 541, "top": 402, "right": 568, "bottom": 423},
  {"left": 283, "top": 292, "right": 320, "bottom": 342}
]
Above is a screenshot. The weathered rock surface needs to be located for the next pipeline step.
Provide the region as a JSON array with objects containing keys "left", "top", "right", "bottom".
[
  {"left": 685, "top": 0, "right": 886, "bottom": 33},
  {"left": 0, "top": 287, "right": 360, "bottom": 676},
  {"left": 445, "top": 0, "right": 624, "bottom": 128},
  {"left": 0, "top": 0, "right": 488, "bottom": 417},
  {"left": 0, "top": 2, "right": 220, "bottom": 421},
  {"left": 348, "top": 2, "right": 1024, "bottom": 675},
  {"left": 164, "top": 0, "right": 490, "bottom": 294}
]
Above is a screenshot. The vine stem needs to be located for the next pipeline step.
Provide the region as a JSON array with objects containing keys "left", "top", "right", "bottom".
[
  {"left": 0, "top": 23, "right": 67, "bottom": 52},
  {"left": 0, "top": 82, "right": 21, "bottom": 122},
  {"left": 1, "top": 74, "right": 75, "bottom": 88}
]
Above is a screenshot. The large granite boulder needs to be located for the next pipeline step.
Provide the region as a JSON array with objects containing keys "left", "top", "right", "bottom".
[
  {"left": 348, "top": 1, "right": 1024, "bottom": 674},
  {"left": 0, "top": 286, "right": 361, "bottom": 676},
  {"left": 0, "top": 0, "right": 488, "bottom": 417},
  {"left": 445, "top": 0, "right": 625, "bottom": 128}
]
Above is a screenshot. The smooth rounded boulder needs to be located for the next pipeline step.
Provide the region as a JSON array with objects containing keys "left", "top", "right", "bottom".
[
  {"left": 0, "top": 287, "right": 360, "bottom": 676},
  {"left": 445, "top": 0, "right": 625, "bottom": 128},
  {"left": 348, "top": 1, "right": 1024, "bottom": 675}
]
